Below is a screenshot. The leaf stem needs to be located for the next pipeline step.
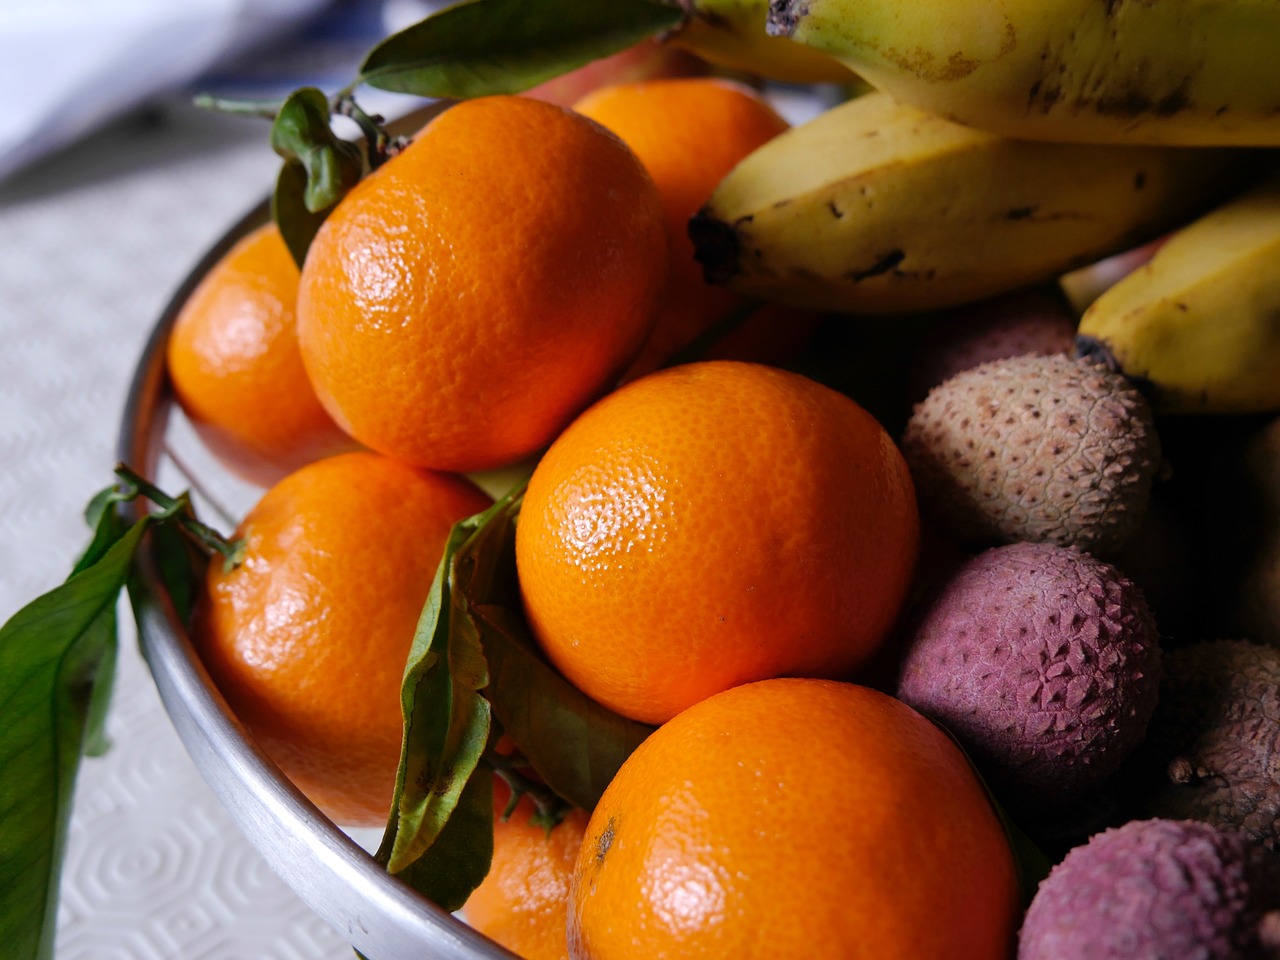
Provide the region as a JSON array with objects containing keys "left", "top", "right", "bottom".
[
  {"left": 333, "top": 95, "right": 408, "bottom": 170},
  {"left": 113, "top": 464, "right": 244, "bottom": 569},
  {"left": 482, "top": 749, "right": 571, "bottom": 828},
  {"left": 192, "top": 93, "right": 281, "bottom": 120}
]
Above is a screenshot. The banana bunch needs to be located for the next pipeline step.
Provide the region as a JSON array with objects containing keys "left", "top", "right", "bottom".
[
  {"left": 689, "top": 91, "right": 1254, "bottom": 314},
  {"left": 1076, "top": 172, "right": 1280, "bottom": 414},
  {"left": 768, "top": 0, "right": 1280, "bottom": 146}
]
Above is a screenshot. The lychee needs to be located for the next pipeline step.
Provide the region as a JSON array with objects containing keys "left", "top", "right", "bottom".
[
  {"left": 902, "top": 354, "right": 1161, "bottom": 556},
  {"left": 896, "top": 541, "right": 1160, "bottom": 818},
  {"left": 1018, "top": 818, "right": 1280, "bottom": 960}
]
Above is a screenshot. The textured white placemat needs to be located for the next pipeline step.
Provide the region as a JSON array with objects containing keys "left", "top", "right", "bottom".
[{"left": 0, "top": 99, "right": 357, "bottom": 960}]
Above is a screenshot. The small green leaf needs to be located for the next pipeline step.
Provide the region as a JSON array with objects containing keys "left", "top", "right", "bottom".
[
  {"left": 268, "top": 87, "right": 364, "bottom": 266},
  {"left": 272, "top": 160, "right": 336, "bottom": 269},
  {"left": 359, "top": 0, "right": 683, "bottom": 98},
  {"left": 269, "top": 87, "right": 336, "bottom": 163},
  {"left": 0, "top": 519, "right": 148, "bottom": 960},
  {"left": 269, "top": 88, "right": 364, "bottom": 209},
  {"left": 300, "top": 141, "right": 363, "bottom": 213}
]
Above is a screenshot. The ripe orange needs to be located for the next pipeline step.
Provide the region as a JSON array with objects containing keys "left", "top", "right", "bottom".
[
  {"left": 573, "top": 79, "right": 818, "bottom": 380},
  {"left": 166, "top": 221, "right": 354, "bottom": 486},
  {"left": 569, "top": 678, "right": 1020, "bottom": 959},
  {"left": 464, "top": 779, "right": 590, "bottom": 960},
  {"left": 190, "top": 451, "right": 492, "bottom": 826},
  {"left": 296, "top": 95, "right": 669, "bottom": 473},
  {"left": 515, "top": 360, "right": 919, "bottom": 725}
]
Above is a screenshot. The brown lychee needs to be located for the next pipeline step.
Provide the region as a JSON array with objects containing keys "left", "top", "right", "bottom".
[
  {"left": 902, "top": 353, "right": 1162, "bottom": 556},
  {"left": 1129, "top": 639, "right": 1280, "bottom": 851}
]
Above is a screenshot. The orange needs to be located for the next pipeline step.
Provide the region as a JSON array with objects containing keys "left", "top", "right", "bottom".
[
  {"left": 515, "top": 360, "right": 919, "bottom": 725},
  {"left": 190, "top": 451, "right": 492, "bottom": 826},
  {"left": 296, "top": 95, "right": 669, "bottom": 473},
  {"left": 464, "top": 778, "right": 590, "bottom": 960},
  {"left": 569, "top": 678, "right": 1020, "bottom": 959},
  {"left": 166, "top": 221, "right": 354, "bottom": 486},
  {"left": 573, "top": 79, "right": 817, "bottom": 380}
]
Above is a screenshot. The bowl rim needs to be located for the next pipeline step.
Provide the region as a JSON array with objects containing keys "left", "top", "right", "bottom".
[{"left": 116, "top": 187, "right": 519, "bottom": 960}]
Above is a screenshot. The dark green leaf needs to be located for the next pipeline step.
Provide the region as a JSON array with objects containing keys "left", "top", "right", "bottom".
[
  {"left": 269, "top": 87, "right": 336, "bottom": 163},
  {"left": 300, "top": 141, "right": 363, "bottom": 213},
  {"left": 142, "top": 512, "right": 210, "bottom": 627},
  {"left": 458, "top": 493, "right": 654, "bottom": 811},
  {"left": 268, "top": 87, "right": 363, "bottom": 266},
  {"left": 0, "top": 519, "right": 147, "bottom": 960},
  {"left": 379, "top": 504, "right": 498, "bottom": 874},
  {"left": 359, "top": 0, "right": 683, "bottom": 98},
  {"left": 75, "top": 483, "right": 131, "bottom": 575},
  {"left": 387, "top": 763, "right": 495, "bottom": 913},
  {"left": 269, "top": 88, "right": 363, "bottom": 212},
  {"left": 80, "top": 608, "right": 118, "bottom": 758},
  {"left": 272, "top": 160, "right": 337, "bottom": 269}
]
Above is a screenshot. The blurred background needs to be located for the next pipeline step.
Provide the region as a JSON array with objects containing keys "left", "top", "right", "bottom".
[{"left": 0, "top": 2, "right": 439, "bottom": 956}]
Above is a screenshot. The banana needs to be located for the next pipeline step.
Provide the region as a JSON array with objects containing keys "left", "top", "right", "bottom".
[
  {"left": 768, "top": 0, "right": 1280, "bottom": 146},
  {"left": 663, "top": 0, "right": 858, "bottom": 85},
  {"left": 689, "top": 91, "right": 1254, "bottom": 314},
  {"left": 1076, "top": 171, "right": 1280, "bottom": 414}
]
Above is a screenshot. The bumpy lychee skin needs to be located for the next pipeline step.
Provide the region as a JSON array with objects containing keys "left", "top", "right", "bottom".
[
  {"left": 902, "top": 353, "right": 1161, "bottom": 556},
  {"left": 1131, "top": 640, "right": 1280, "bottom": 851},
  {"left": 908, "top": 289, "right": 1077, "bottom": 402},
  {"left": 1018, "top": 819, "right": 1280, "bottom": 960},
  {"left": 897, "top": 541, "right": 1160, "bottom": 816}
]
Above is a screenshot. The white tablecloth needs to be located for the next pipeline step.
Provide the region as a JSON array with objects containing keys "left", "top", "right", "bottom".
[{"left": 0, "top": 98, "right": 358, "bottom": 960}]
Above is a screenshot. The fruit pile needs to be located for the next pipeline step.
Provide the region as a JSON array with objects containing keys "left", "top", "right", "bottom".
[
  {"left": 168, "top": 3, "right": 1280, "bottom": 957},
  {"left": 6, "top": 2, "right": 1280, "bottom": 959}
]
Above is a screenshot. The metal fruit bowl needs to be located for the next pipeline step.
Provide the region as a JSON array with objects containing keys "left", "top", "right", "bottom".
[{"left": 117, "top": 195, "right": 518, "bottom": 960}]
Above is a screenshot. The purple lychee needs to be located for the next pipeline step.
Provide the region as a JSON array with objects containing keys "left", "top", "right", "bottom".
[
  {"left": 896, "top": 541, "right": 1160, "bottom": 817},
  {"left": 1018, "top": 818, "right": 1280, "bottom": 960}
]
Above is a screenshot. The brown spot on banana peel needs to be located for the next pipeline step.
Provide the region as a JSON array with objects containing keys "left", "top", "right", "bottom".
[
  {"left": 766, "top": 0, "right": 802, "bottom": 37},
  {"left": 847, "top": 249, "right": 905, "bottom": 282},
  {"left": 882, "top": 21, "right": 1017, "bottom": 84}
]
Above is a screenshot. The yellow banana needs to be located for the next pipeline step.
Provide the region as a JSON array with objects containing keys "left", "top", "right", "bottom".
[
  {"left": 1076, "top": 172, "right": 1280, "bottom": 414},
  {"left": 663, "top": 0, "right": 858, "bottom": 84},
  {"left": 769, "top": 0, "right": 1280, "bottom": 146},
  {"left": 689, "top": 91, "right": 1253, "bottom": 314}
]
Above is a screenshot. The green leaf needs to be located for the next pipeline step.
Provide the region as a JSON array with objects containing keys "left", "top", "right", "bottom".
[
  {"left": 387, "top": 763, "right": 495, "bottom": 913},
  {"left": 0, "top": 519, "right": 147, "bottom": 960},
  {"left": 459, "top": 493, "right": 654, "bottom": 812},
  {"left": 269, "top": 87, "right": 363, "bottom": 267},
  {"left": 269, "top": 87, "right": 337, "bottom": 163},
  {"left": 379, "top": 505, "right": 498, "bottom": 875},
  {"left": 358, "top": 0, "right": 683, "bottom": 97},
  {"left": 376, "top": 482, "right": 655, "bottom": 907},
  {"left": 272, "top": 160, "right": 337, "bottom": 269},
  {"left": 269, "top": 87, "right": 363, "bottom": 213},
  {"left": 141, "top": 511, "right": 210, "bottom": 627}
]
